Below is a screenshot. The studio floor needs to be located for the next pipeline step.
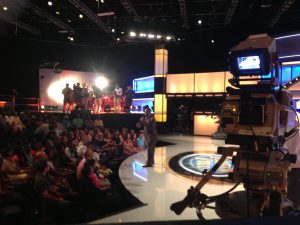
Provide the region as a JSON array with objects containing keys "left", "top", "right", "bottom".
[{"left": 91, "top": 135, "right": 245, "bottom": 224}]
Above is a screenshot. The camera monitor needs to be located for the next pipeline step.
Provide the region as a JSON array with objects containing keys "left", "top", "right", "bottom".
[{"left": 229, "top": 48, "right": 271, "bottom": 76}]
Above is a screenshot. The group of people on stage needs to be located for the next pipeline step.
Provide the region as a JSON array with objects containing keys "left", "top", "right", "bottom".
[{"left": 62, "top": 82, "right": 135, "bottom": 114}]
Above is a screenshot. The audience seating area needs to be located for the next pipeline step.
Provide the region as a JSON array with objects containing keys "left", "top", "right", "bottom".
[{"left": 0, "top": 109, "right": 146, "bottom": 224}]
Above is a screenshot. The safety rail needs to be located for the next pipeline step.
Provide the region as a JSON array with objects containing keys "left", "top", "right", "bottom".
[{"left": 0, "top": 95, "right": 39, "bottom": 112}]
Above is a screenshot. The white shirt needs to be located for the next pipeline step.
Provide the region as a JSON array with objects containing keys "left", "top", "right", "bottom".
[{"left": 114, "top": 87, "right": 123, "bottom": 97}]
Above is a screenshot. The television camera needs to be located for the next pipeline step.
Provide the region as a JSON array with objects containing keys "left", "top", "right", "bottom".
[{"left": 170, "top": 34, "right": 299, "bottom": 218}]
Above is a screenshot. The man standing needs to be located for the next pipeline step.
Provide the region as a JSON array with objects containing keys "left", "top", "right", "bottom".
[
  {"left": 138, "top": 107, "right": 158, "bottom": 167},
  {"left": 124, "top": 85, "right": 135, "bottom": 113},
  {"left": 113, "top": 84, "right": 123, "bottom": 112},
  {"left": 62, "top": 83, "right": 73, "bottom": 114}
]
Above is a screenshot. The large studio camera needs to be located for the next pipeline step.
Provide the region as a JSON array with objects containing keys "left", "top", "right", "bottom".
[{"left": 171, "top": 34, "right": 299, "bottom": 218}]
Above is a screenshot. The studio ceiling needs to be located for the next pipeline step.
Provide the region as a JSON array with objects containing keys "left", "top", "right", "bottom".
[{"left": 0, "top": 0, "right": 300, "bottom": 46}]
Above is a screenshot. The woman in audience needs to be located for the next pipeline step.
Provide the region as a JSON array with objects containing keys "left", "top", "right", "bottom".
[
  {"left": 1, "top": 148, "right": 28, "bottom": 182},
  {"left": 122, "top": 134, "right": 140, "bottom": 155}
]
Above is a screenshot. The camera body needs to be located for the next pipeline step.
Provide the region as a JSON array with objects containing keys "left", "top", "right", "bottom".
[{"left": 220, "top": 34, "right": 297, "bottom": 193}]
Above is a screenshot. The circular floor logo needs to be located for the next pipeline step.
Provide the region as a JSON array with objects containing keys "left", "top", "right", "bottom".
[{"left": 178, "top": 154, "right": 233, "bottom": 178}]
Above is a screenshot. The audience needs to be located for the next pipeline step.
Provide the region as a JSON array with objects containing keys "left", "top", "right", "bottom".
[{"left": 0, "top": 110, "right": 146, "bottom": 223}]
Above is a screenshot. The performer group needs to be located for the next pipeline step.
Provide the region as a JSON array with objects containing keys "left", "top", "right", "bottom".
[{"left": 61, "top": 82, "right": 135, "bottom": 114}]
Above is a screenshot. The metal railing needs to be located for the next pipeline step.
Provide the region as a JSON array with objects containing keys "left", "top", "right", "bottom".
[{"left": 0, "top": 95, "right": 39, "bottom": 112}]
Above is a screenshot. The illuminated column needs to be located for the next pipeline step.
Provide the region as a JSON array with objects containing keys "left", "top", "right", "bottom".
[{"left": 154, "top": 46, "right": 168, "bottom": 122}]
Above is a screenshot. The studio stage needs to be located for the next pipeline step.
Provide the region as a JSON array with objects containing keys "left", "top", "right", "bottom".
[{"left": 90, "top": 135, "right": 245, "bottom": 224}]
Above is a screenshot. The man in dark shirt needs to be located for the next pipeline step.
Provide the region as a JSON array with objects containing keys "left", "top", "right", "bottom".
[
  {"left": 138, "top": 107, "right": 158, "bottom": 167},
  {"left": 124, "top": 85, "right": 135, "bottom": 113}
]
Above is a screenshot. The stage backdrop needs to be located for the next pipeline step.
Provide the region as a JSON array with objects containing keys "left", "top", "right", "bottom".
[{"left": 39, "top": 68, "right": 98, "bottom": 109}]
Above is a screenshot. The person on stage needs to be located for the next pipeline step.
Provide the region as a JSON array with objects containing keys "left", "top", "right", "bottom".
[
  {"left": 124, "top": 85, "right": 135, "bottom": 113},
  {"left": 137, "top": 106, "right": 158, "bottom": 167},
  {"left": 81, "top": 83, "right": 89, "bottom": 110},
  {"left": 73, "top": 82, "right": 83, "bottom": 110},
  {"left": 92, "top": 85, "right": 103, "bottom": 113},
  {"left": 61, "top": 83, "right": 73, "bottom": 114},
  {"left": 113, "top": 83, "right": 123, "bottom": 112}
]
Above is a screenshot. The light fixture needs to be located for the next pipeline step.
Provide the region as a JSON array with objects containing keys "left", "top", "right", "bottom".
[
  {"left": 79, "top": 14, "right": 83, "bottom": 19},
  {"left": 56, "top": 11, "right": 60, "bottom": 15},
  {"left": 68, "top": 37, "right": 74, "bottom": 41},
  {"left": 166, "top": 36, "right": 172, "bottom": 40},
  {"left": 139, "top": 33, "right": 146, "bottom": 37},
  {"left": 211, "top": 39, "right": 215, "bottom": 43},
  {"left": 148, "top": 34, "right": 155, "bottom": 39},
  {"left": 156, "top": 35, "right": 162, "bottom": 39},
  {"left": 101, "top": 0, "right": 104, "bottom": 3},
  {"left": 67, "top": 19, "right": 71, "bottom": 23},
  {"left": 198, "top": 20, "right": 202, "bottom": 24},
  {"left": 112, "top": 28, "right": 115, "bottom": 33},
  {"left": 48, "top": 1, "right": 53, "bottom": 6},
  {"left": 117, "top": 38, "right": 120, "bottom": 41},
  {"left": 130, "top": 31, "right": 136, "bottom": 37},
  {"left": 121, "top": 31, "right": 125, "bottom": 34},
  {"left": 95, "top": 76, "right": 108, "bottom": 90},
  {"left": 3, "top": 6, "right": 8, "bottom": 11}
]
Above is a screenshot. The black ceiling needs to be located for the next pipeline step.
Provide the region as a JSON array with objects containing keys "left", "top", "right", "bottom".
[{"left": 0, "top": 0, "right": 300, "bottom": 47}]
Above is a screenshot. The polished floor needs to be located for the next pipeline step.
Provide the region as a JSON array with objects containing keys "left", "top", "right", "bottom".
[{"left": 91, "top": 135, "right": 244, "bottom": 224}]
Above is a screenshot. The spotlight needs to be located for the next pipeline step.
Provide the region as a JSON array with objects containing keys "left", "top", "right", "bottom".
[
  {"left": 156, "top": 35, "right": 162, "bottom": 39},
  {"left": 79, "top": 14, "right": 83, "bottom": 19},
  {"left": 68, "top": 37, "right": 74, "bottom": 41},
  {"left": 148, "top": 34, "right": 155, "bottom": 39},
  {"left": 95, "top": 76, "right": 109, "bottom": 90},
  {"left": 130, "top": 31, "right": 136, "bottom": 37},
  {"left": 48, "top": 1, "right": 53, "bottom": 6},
  {"left": 117, "top": 37, "right": 120, "bottom": 41},
  {"left": 67, "top": 19, "right": 71, "bottom": 23},
  {"left": 198, "top": 20, "right": 202, "bottom": 24},
  {"left": 41, "top": 105, "right": 45, "bottom": 110},
  {"left": 296, "top": 78, "right": 298, "bottom": 81},
  {"left": 101, "top": 0, "right": 104, "bottom": 3},
  {"left": 112, "top": 28, "right": 115, "bottom": 33},
  {"left": 121, "top": 31, "right": 125, "bottom": 34},
  {"left": 211, "top": 39, "right": 215, "bottom": 43},
  {"left": 3, "top": 6, "right": 8, "bottom": 11},
  {"left": 56, "top": 11, "right": 60, "bottom": 15},
  {"left": 139, "top": 33, "right": 147, "bottom": 37},
  {"left": 166, "top": 36, "right": 172, "bottom": 41}
]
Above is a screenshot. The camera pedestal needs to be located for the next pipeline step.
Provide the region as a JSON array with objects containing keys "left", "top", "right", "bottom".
[{"left": 215, "top": 191, "right": 281, "bottom": 218}]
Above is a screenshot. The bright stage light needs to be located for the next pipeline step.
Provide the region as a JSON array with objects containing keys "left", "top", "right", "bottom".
[
  {"left": 3, "top": 6, "right": 8, "bottom": 11},
  {"left": 148, "top": 34, "right": 155, "bottom": 39},
  {"left": 48, "top": 1, "right": 53, "bottom": 6},
  {"left": 79, "top": 14, "right": 83, "bottom": 19},
  {"left": 156, "top": 35, "right": 162, "bottom": 39},
  {"left": 130, "top": 31, "right": 136, "bottom": 37},
  {"left": 166, "top": 36, "right": 172, "bottom": 40},
  {"left": 139, "top": 33, "right": 146, "bottom": 37},
  {"left": 95, "top": 76, "right": 109, "bottom": 90},
  {"left": 198, "top": 20, "right": 202, "bottom": 24}
]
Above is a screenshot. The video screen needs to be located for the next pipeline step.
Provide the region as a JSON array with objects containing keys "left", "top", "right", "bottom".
[{"left": 237, "top": 56, "right": 261, "bottom": 70}]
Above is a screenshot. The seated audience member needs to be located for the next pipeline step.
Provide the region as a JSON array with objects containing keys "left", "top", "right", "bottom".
[
  {"left": 61, "top": 115, "right": 71, "bottom": 129},
  {"left": 131, "top": 133, "right": 139, "bottom": 148},
  {"left": 82, "top": 159, "right": 111, "bottom": 191},
  {"left": 78, "top": 159, "right": 120, "bottom": 211},
  {"left": 112, "top": 129, "right": 123, "bottom": 157},
  {"left": 94, "top": 116, "right": 104, "bottom": 128},
  {"left": 122, "top": 134, "right": 140, "bottom": 155},
  {"left": 63, "top": 136, "right": 78, "bottom": 165},
  {"left": 72, "top": 113, "right": 84, "bottom": 129},
  {"left": 1, "top": 148, "right": 28, "bottom": 182},
  {"left": 32, "top": 158, "right": 71, "bottom": 222},
  {"left": 137, "top": 131, "right": 146, "bottom": 150},
  {"left": 85, "top": 115, "right": 94, "bottom": 129},
  {"left": 77, "top": 148, "right": 93, "bottom": 180}
]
